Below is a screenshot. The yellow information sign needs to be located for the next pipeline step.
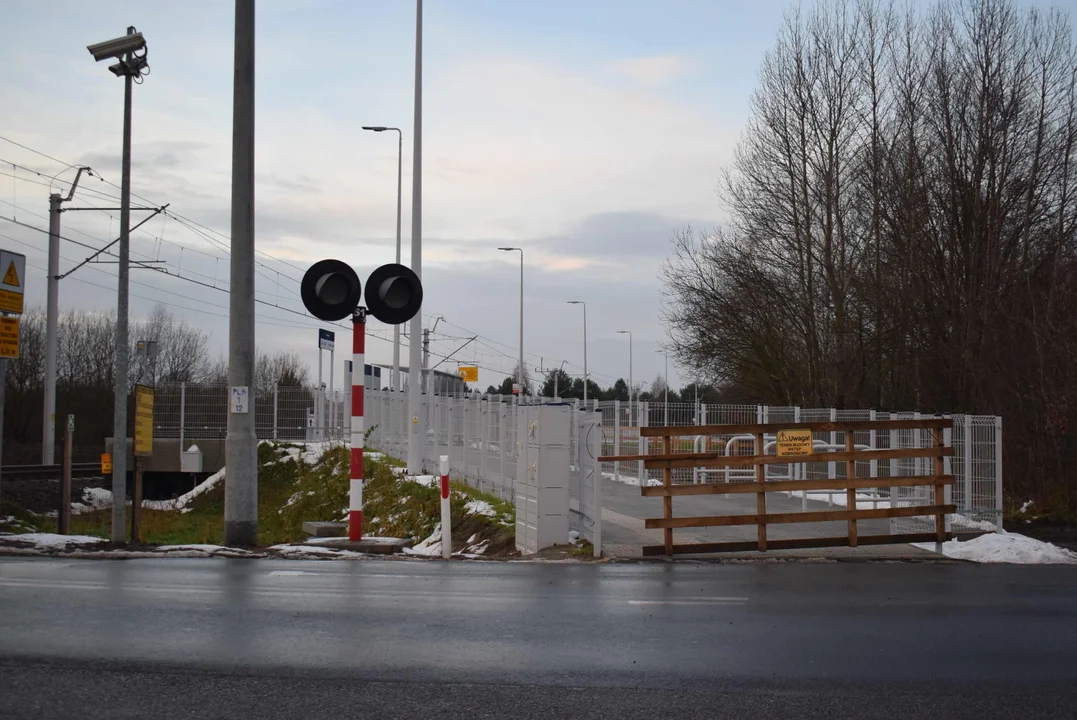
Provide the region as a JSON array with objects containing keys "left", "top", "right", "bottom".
[
  {"left": 0, "top": 316, "right": 19, "bottom": 358},
  {"left": 101, "top": 453, "right": 113, "bottom": 474},
  {"left": 458, "top": 365, "right": 479, "bottom": 383},
  {"left": 134, "top": 385, "right": 154, "bottom": 456},
  {"left": 776, "top": 429, "right": 814, "bottom": 457}
]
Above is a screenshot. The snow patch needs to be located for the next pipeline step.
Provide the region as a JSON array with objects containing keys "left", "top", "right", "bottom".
[
  {"left": 402, "top": 526, "right": 443, "bottom": 557},
  {"left": 1019, "top": 500, "right": 1034, "bottom": 513},
  {"left": 464, "top": 499, "right": 496, "bottom": 518},
  {"left": 2, "top": 533, "right": 106, "bottom": 548},
  {"left": 408, "top": 474, "right": 437, "bottom": 488},
  {"left": 269, "top": 544, "right": 364, "bottom": 558},
  {"left": 145, "top": 467, "right": 226, "bottom": 510},
  {"left": 603, "top": 471, "right": 662, "bottom": 488},
  {"left": 915, "top": 531, "right": 1077, "bottom": 564},
  {"left": 158, "top": 544, "right": 230, "bottom": 553}
]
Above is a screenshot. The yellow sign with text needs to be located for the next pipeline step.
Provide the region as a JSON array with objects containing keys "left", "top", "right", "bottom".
[
  {"left": 0, "top": 316, "right": 19, "bottom": 358},
  {"left": 776, "top": 429, "right": 814, "bottom": 457},
  {"left": 134, "top": 385, "right": 154, "bottom": 456},
  {"left": 101, "top": 453, "right": 112, "bottom": 474},
  {"left": 457, "top": 366, "right": 479, "bottom": 383}
]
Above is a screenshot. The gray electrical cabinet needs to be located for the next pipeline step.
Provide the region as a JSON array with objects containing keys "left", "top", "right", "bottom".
[{"left": 515, "top": 404, "right": 570, "bottom": 554}]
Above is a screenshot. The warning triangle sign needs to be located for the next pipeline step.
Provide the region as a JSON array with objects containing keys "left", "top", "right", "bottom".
[{"left": 3, "top": 262, "right": 19, "bottom": 288}]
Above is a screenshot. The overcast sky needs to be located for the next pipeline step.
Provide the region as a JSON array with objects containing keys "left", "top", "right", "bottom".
[{"left": 2, "top": 0, "right": 853, "bottom": 392}]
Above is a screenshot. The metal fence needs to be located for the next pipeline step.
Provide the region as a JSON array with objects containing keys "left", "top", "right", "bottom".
[{"left": 152, "top": 385, "right": 1003, "bottom": 534}]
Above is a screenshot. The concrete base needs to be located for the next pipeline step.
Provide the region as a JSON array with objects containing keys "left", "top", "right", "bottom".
[
  {"left": 312, "top": 537, "right": 413, "bottom": 554},
  {"left": 302, "top": 521, "right": 347, "bottom": 537}
]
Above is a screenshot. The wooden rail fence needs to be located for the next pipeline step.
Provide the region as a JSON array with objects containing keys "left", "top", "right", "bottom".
[{"left": 598, "top": 418, "right": 955, "bottom": 557}]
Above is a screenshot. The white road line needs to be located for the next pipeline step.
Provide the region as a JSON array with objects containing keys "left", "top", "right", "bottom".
[{"left": 627, "top": 597, "right": 749, "bottom": 605}]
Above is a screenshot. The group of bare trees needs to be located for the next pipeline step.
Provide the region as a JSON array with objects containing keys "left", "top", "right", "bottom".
[
  {"left": 3, "top": 304, "right": 311, "bottom": 463},
  {"left": 663, "top": 0, "right": 1077, "bottom": 513}
]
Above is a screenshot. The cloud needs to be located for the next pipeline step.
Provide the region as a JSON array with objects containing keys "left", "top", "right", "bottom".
[{"left": 609, "top": 55, "right": 693, "bottom": 87}]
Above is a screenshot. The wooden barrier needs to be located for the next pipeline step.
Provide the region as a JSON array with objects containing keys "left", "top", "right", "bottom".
[{"left": 598, "top": 417, "right": 954, "bottom": 556}]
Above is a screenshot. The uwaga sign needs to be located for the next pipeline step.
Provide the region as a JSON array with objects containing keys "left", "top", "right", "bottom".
[{"left": 776, "top": 429, "right": 813, "bottom": 457}]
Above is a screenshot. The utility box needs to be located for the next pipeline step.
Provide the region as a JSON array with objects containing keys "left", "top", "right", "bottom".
[
  {"left": 515, "top": 404, "right": 570, "bottom": 554},
  {"left": 180, "top": 444, "right": 203, "bottom": 473}
]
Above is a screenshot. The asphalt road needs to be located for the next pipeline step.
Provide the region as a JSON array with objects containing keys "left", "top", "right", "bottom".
[{"left": 1, "top": 557, "right": 1075, "bottom": 719}]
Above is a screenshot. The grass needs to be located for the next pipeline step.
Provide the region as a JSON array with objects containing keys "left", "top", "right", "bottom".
[{"left": 22, "top": 441, "right": 518, "bottom": 553}]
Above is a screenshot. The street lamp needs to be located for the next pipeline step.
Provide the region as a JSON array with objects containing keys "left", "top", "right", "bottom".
[
  {"left": 498, "top": 247, "right": 524, "bottom": 394},
  {"left": 567, "top": 301, "right": 588, "bottom": 406},
  {"left": 87, "top": 26, "right": 149, "bottom": 543},
  {"left": 362, "top": 125, "right": 403, "bottom": 392},
  {"left": 617, "top": 330, "right": 633, "bottom": 423},
  {"left": 656, "top": 348, "right": 669, "bottom": 427}
]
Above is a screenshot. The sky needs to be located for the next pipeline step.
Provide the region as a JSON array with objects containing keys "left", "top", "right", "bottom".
[{"left": 1, "top": 0, "right": 1025, "bottom": 394}]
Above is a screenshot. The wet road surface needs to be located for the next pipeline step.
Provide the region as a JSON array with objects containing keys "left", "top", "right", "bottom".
[{"left": 1, "top": 557, "right": 1075, "bottom": 718}]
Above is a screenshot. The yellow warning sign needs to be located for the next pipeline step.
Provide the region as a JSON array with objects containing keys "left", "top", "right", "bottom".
[
  {"left": 3, "top": 261, "right": 19, "bottom": 287},
  {"left": 776, "top": 429, "right": 814, "bottom": 457},
  {"left": 134, "top": 385, "right": 154, "bottom": 456},
  {"left": 457, "top": 365, "right": 479, "bottom": 383},
  {"left": 101, "top": 453, "right": 113, "bottom": 474},
  {"left": 0, "top": 316, "right": 19, "bottom": 358}
]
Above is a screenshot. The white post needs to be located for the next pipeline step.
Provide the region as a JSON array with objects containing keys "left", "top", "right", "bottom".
[
  {"left": 499, "top": 400, "right": 506, "bottom": 497},
  {"left": 317, "top": 347, "right": 323, "bottom": 441},
  {"left": 272, "top": 384, "right": 278, "bottom": 440},
  {"left": 613, "top": 399, "right": 621, "bottom": 482},
  {"left": 994, "top": 416, "right": 1003, "bottom": 531},
  {"left": 43, "top": 193, "right": 61, "bottom": 465},
  {"left": 639, "top": 401, "right": 648, "bottom": 485},
  {"left": 440, "top": 454, "right": 451, "bottom": 559},
  {"left": 963, "top": 414, "right": 973, "bottom": 514}
]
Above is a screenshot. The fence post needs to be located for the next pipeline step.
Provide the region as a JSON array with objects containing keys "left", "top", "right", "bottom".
[
  {"left": 869, "top": 409, "right": 877, "bottom": 479},
  {"left": 963, "top": 414, "right": 973, "bottom": 514},
  {"left": 827, "top": 408, "right": 837, "bottom": 506},
  {"left": 796, "top": 406, "right": 806, "bottom": 511},
  {"left": 179, "top": 381, "right": 186, "bottom": 449},
  {"left": 272, "top": 385, "right": 279, "bottom": 441},
  {"left": 944, "top": 419, "right": 953, "bottom": 531},
  {"left": 498, "top": 400, "right": 506, "bottom": 498},
  {"left": 995, "top": 416, "right": 1003, "bottom": 531},
  {"left": 614, "top": 399, "right": 621, "bottom": 481},
  {"left": 478, "top": 396, "right": 487, "bottom": 492},
  {"left": 638, "top": 401, "right": 648, "bottom": 485}
]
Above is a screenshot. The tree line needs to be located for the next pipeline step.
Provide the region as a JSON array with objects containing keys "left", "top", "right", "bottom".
[
  {"left": 663, "top": 0, "right": 1077, "bottom": 514},
  {"left": 3, "top": 305, "right": 311, "bottom": 464}
]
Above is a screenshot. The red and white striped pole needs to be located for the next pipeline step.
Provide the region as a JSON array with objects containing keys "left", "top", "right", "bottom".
[
  {"left": 439, "top": 454, "right": 451, "bottom": 559},
  {"left": 349, "top": 308, "right": 367, "bottom": 541}
]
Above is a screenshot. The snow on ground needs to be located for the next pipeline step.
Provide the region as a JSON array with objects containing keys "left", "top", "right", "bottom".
[
  {"left": 915, "top": 531, "right": 1077, "bottom": 564},
  {"left": 158, "top": 544, "right": 232, "bottom": 553},
  {"left": 1, "top": 533, "right": 106, "bottom": 548},
  {"left": 408, "top": 474, "right": 437, "bottom": 488},
  {"left": 269, "top": 544, "right": 364, "bottom": 558},
  {"left": 402, "top": 526, "right": 443, "bottom": 556},
  {"left": 602, "top": 471, "right": 662, "bottom": 488},
  {"left": 301, "top": 535, "right": 405, "bottom": 546},
  {"left": 775, "top": 489, "right": 890, "bottom": 510},
  {"left": 464, "top": 499, "right": 496, "bottom": 517}
]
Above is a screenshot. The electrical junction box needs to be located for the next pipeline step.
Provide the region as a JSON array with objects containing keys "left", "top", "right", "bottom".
[
  {"left": 515, "top": 404, "right": 570, "bottom": 554},
  {"left": 180, "top": 444, "right": 203, "bottom": 473}
]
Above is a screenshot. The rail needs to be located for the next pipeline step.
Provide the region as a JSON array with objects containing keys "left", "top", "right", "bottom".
[{"left": 1, "top": 463, "right": 103, "bottom": 480}]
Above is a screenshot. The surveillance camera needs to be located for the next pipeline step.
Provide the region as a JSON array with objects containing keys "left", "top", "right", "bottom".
[{"left": 87, "top": 32, "right": 146, "bottom": 62}]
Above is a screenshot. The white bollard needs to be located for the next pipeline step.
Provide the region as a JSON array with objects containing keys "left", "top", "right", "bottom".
[{"left": 439, "top": 454, "right": 451, "bottom": 559}]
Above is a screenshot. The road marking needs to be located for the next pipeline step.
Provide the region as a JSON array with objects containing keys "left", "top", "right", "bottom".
[{"left": 268, "top": 570, "right": 311, "bottom": 576}]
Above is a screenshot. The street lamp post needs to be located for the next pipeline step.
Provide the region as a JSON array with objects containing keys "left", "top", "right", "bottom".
[
  {"left": 656, "top": 348, "right": 669, "bottom": 427},
  {"left": 362, "top": 126, "right": 403, "bottom": 392},
  {"left": 498, "top": 247, "right": 523, "bottom": 394},
  {"left": 617, "top": 330, "right": 633, "bottom": 423},
  {"left": 567, "top": 301, "right": 587, "bottom": 406},
  {"left": 87, "top": 26, "right": 148, "bottom": 543}
]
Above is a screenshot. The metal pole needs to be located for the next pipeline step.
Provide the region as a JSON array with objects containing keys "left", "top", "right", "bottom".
[
  {"left": 582, "top": 304, "right": 588, "bottom": 405},
  {"left": 0, "top": 357, "right": 6, "bottom": 501},
  {"left": 518, "top": 250, "right": 524, "bottom": 393},
  {"left": 317, "top": 347, "right": 323, "bottom": 441},
  {"left": 422, "top": 327, "right": 430, "bottom": 394},
  {"left": 179, "top": 381, "right": 186, "bottom": 450},
  {"left": 43, "top": 194, "right": 60, "bottom": 465},
  {"left": 225, "top": 0, "right": 258, "bottom": 546},
  {"left": 59, "top": 417, "right": 72, "bottom": 534},
  {"left": 406, "top": 0, "right": 424, "bottom": 474},
  {"left": 110, "top": 31, "right": 135, "bottom": 543},
  {"left": 392, "top": 128, "right": 402, "bottom": 392},
  {"left": 330, "top": 346, "right": 335, "bottom": 438}
]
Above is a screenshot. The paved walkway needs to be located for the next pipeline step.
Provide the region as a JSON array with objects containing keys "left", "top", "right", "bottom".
[{"left": 595, "top": 476, "right": 941, "bottom": 560}]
